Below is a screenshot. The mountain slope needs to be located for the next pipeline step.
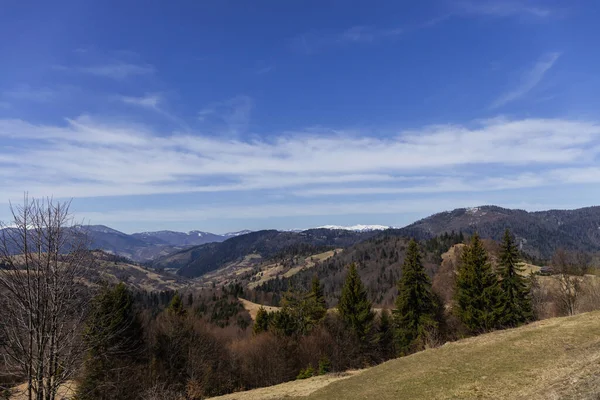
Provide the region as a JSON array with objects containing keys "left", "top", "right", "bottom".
[
  {"left": 211, "top": 310, "right": 600, "bottom": 400},
  {"left": 393, "top": 205, "right": 600, "bottom": 259},
  {"left": 154, "top": 229, "right": 378, "bottom": 278}
]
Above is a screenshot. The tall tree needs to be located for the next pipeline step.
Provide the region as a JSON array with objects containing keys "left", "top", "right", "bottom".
[
  {"left": 454, "top": 233, "right": 503, "bottom": 333},
  {"left": 77, "top": 283, "right": 145, "bottom": 400},
  {"left": 0, "top": 197, "right": 94, "bottom": 400},
  {"left": 497, "top": 229, "right": 533, "bottom": 327},
  {"left": 393, "top": 239, "right": 438, "bottom": 354},
  {"left": 307, "top": 275, "right": 327, "bottom": 323},
  {"left": 338, "top": 263, "right": 375, "bottom": 345},
  {"left": 167, "top": 293, "right": 186, "bottom": 317}
]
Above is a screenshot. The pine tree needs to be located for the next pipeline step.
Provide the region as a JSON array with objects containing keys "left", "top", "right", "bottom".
[
  {"left": 253, "top": 306, "right": 270, "bottom": 334},
  {"left": 393, "top": 239, "right": 438, "bottom": 354},
  {"left": 167, "top": 293, "right": 186, "bottom": 317},
  {"left": 307, "top": 275, "right": 327, "bottom": 322},
  {"left": 455, "top": 233, "right": 503, "bottom": 333},
  {"left": 77, "top": 283, "right": 145, "bottom": 400},
  {"left": 377, "top": 309, "right": 395, "bottom": 360},
  {"left": 498, "top": 229, "right": 533, "bottom": 327},
  {"left": 338, "top": 263, "right": 375, "bottom": 345}
]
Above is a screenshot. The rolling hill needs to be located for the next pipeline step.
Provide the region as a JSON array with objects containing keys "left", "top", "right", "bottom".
[
  {"left": 210, "top": 310, "right": 600, "bottom": 400},
  {"left": 153, "top": 229, "right": 379, "bottom": 278},
  {"left": 393, "top": 205, "right": 600, "bottom": 259}
]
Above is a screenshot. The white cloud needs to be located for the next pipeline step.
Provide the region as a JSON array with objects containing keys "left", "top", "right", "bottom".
[
  {"left": 0, "top": 116, "right": 599, "bottom": 203},
  {"left": 491, "top": 52, "right": 561, "bottom": 109},
  {"left": 3, "top": 85, "right": 57, "bottom": 102},
  {"left": 55, "top": 63, "right": 155, "bottom": 79},
  {"left": 120, "top": 93, "right": 162, "bottom": 109},
  {"left": 293, "top": 25, "right": 403, "bottom": 54},
  {"left": 455, "top": 1, "right": 552, "bottom": 18},
  {"left": 198, "top": 95, "right": 253, "bottom": 135}
]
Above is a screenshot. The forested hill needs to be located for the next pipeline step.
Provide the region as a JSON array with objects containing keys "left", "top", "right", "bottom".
[
  {"left": 153, "top": 229, "right": 379, "bottom": 278},
  {"left": 391, "top": 206, "right": 600, "bottom": 259}
]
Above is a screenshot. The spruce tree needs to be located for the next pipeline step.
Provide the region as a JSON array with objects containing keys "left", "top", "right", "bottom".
[
  {"left": 393, "top": 239, "right": 438, "bottom": 354},
  {"left": 377, "top": 309, "right": 395, "bottom": 360},
  {"left": 253, "top": 306, "right": 270, "bottom": 334},
  {"left": 498, "top": 229, "right": 533, "bottom": 327},
  {"left": 455, "top": 233, "right": 503, "bottom": 333},
  {"left": 307, "top": 275, "right": 327, "bottom": 322},
  {"left": 77, "top": 283, "right": 144, "bottom": 400},
  {"left": 167, "top": 292, "right": 186, "bottom": 317},
  {"left": 338, "top": 263, "right": 375, "bottom": 345}
]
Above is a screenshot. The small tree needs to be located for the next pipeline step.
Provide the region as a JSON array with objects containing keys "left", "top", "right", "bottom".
[
  {"left": 377, "top": 309, "right": 395, "bottom": 360},
  {"left": 497, "top": 229, "right": 533, "bottom": 326},
  {"left": 77, "top": 283, "right": 145, "bottom": 400},
  {"left": 338, "top": 263, "right": 375, "bottom": 346},
  {"left": 454, "top": 233, "right": 503, "bottom": 333},
  {"left": 393, "top": 239, "right": 438, "bottom": 354},
  {"left": 253, "top": 307, "right": 270, "bottom": 334},
  {"left": 167, "top": 293, "right": 186, "bottom": 317},
  {"left": 552, "top": 248, "right": 588, "bottom": 316}
]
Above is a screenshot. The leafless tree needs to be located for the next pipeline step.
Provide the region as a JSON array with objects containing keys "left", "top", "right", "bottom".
[
  {"left": 0, "top": 196, "right": 95, "bottom": 400},
  {"left": 551, "top": 248, "right": 589, "bottom": 316}
]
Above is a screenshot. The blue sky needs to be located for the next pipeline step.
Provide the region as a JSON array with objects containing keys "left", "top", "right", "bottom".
[{"left": 1, "top": 0, "right": 600, "bottom": 234}]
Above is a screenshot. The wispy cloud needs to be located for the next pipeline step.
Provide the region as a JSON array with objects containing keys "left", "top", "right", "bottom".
[
  {"left": 3, "top": 85, "right": 58, "bottom": 102},
  {"left": 293, "top": 25, "right": 403, "bottom": 54},
  {"left": 0, "top": 116, "right": 599, "bottom": 203},
  {"left": 454, "top": 0, "right": 553, "bottom": 18},
  {"left": 491, "top": 52, "right": 561, "bottom": 109},
  {"left": 118, "top": 93, "right": 189, "bottom": 130},
  {"left": 198, "top": 95, "right": 253, "bottom": 135},
  {"left": 55, "top": 62, "right": 155, "bottom": 80},
  {"left": 120, "top": 93, "right": 162, "bottom": 109}
]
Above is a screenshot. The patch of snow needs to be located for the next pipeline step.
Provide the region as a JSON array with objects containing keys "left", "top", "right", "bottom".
[{"left": 315, "top": 224, "right": 392, "bottom": 232}]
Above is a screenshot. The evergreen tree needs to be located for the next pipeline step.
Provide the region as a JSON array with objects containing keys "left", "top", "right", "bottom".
[
  {"left": 167, "top": 293, "right": 186, "bottom": 317},
  {"left": 338, "top": 263, "right": 375, "bottom": 345},
  {"left": 455, "top": 233, "right": 503, "bottom": 333},
  {"left": 393, "top": 239, "right": 438, "bottom": 354},
  {"left": 253, "top": 306, "right": 270, "bottom": 334},
  {"left": 377, "top": 309, "right": 395, "bottom": 360},
  {"left": 498, "top": 229, "right": 533, "bottom": 327},
  {"left": 77, "top": 283, "right": 144, "bottom": 400},
  {"left": 307, "top": 275, "right": 327, "bottom": 322}
]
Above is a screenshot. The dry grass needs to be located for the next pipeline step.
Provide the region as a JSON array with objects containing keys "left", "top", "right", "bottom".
[
  {"left": 208, "top": 371, "right": 363, "bottom": 400},
  {"left": 212, "top": 311, "right": 600, "bottom": 400},
  {"left": 239, "top": 298, "right": 280, "bottom": 320},
  {"left": 10, "top": 380, "right": 77, "bottom": 399}
]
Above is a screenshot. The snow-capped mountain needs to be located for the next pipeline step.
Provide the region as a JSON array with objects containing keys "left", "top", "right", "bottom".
[
  {"left": 222, "top": 230, "right": 253, "bottom": 237},
  {"left": 131, "top": 230, "right": 225, "bottom": 246},
  {"left": 315, "top": 224, "right": 392, "bottom": 232}
]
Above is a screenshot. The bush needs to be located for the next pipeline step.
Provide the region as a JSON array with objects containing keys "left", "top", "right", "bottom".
[
  {"left": 297, "top": 365, "right": 314, "bottom": 380},
  {"left": 318, "top": 357, "right": 332, "bottom": 375}
]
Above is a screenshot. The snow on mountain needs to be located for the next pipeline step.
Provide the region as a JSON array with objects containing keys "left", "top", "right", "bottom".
[
  {"left": 315, "top": 224, "right": 392, "bottom": 232},
  {"left": 222, "top": 230, "right": 253, "bottom": 237}
]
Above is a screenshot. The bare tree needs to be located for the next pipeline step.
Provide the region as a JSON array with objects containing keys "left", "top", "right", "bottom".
[
  {"left": 551, "top": 248, "right": 589, "bottom": 316},
  {"left": 0, "top": 196, "right": 94, "bottom": 400}
]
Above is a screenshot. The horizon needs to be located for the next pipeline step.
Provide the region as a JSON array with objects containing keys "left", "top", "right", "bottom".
[{"left": 2, "top": 0, "right": 600, "bottom": 233}]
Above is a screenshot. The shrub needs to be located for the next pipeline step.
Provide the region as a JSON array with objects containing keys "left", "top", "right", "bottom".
[{"left": 297, "top": 365, "right": 315, "bottom": 380}]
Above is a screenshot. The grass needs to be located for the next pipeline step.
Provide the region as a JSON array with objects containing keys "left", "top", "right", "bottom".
[
  {"left": 211, "top": 310, "right": 600, "bottom": 400},
  {"left": 208, "top": 371, "right": 363, "bottom": 400}
]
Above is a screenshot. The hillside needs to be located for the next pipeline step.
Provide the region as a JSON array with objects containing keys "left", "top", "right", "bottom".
[
  {"left": 210, "top": 310, "right": 600, "bottom": 400},
  {"left": 154, "top": 229, "right": 378, "bottom": 278},
  {"left": 252, "top": 233, "right": 462, "bottom": 307},
  {"left": 393, "top": 205, "right": 600, "bottom": 259}
]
